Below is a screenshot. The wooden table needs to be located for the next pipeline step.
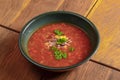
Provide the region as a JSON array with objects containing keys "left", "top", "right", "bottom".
[{"left": 0, "top": 0, "right": 120, "bottom": 80}]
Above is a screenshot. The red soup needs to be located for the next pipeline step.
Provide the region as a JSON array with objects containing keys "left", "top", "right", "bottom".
[{"left": 28, "top": 22, "right": 91, "bottom": 67}]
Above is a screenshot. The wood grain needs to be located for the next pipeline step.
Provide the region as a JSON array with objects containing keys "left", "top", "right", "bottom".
[
  {"left": 88, "top": 0, "right": 120, "bottom": 69},
  {"left": 39, "top": 61, "right": 120, "bottom": 80},
  {"left": 10, "top": 0, "right": 97, "bottom": 31},
  {"left": 0, "top": 27, "right": 41, "bottom": 80},
  {"left": 8, "top": 0, "right": 65, "bottom": 31},
  {"left": 0, "top": 0, "right": 62, "bottom": 27},
  {"left": 58, "top": 0, "right": 97, "bottom": 16},
  {"left": 0, "top": 0, "right": 30, "bottom": 26},
  {"left": 0, "top": 26, "right": 120, "bottom": 80}
]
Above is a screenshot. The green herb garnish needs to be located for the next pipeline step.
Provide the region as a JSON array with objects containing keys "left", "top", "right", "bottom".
[
  {"left": 54, "top": 51, "right": 67, "bottom": 60},
  {"left": 62, "top": 53, "right": 67, "bottom": 59},
  {"left": 51, "top": 46, "right": 58, "bottom": 51},
  {"left": 54, "top": 50, "right": 61, "bottom": 55},
  {"left": 69, "top": 47, "right": 75, "bottom": 52},
  {"left": 56, "top": 38, "right": 67, "bottom": 45},
  {"left": 55, "top": 55, "right": 62, "bottom": 60},
  {"left": 51, "top": 46, "right": 67, "bottom": 60},
  {"left": 54, "top": 30, "right": 63, "bottom": 36}
]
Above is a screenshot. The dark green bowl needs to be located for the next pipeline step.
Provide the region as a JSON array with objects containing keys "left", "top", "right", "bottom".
[{"left": 19, "top": 11, "right": 100, "bottom": 71}]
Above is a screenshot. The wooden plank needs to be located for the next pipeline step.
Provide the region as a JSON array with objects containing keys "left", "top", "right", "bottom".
[
  {"left": 0, "top": 27, "right": 41, "bottom": 80},
  {"left": 87, "top": 0, "right": 120, "bottom": 69},
  {"left": 0, "top": 0, "right": 30, "bottom": 26},
  {"left": 0, "top": 0, "right": 63, "bottom": 27},
  {"left": 10, "top": 0, "right": 97, "bottom": 31},
  {"left": 58, "top": 0, "right": 97, "bottom": 16},
  {"left": 46, "top": 61, "right": 120, "bottom": 80},
  {"left": 0, "top": 26, "right": 119, "bottom": 80},
  {"left": 9, "top": 0, "right": 65, "bottom": 31}
]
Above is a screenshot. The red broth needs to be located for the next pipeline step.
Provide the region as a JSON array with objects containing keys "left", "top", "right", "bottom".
[{"left": 28, "top": 23, "right": 91, "bottom": 67}]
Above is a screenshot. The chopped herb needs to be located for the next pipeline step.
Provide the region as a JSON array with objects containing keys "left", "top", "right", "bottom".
[
  {"left": 54, "top": 50, "right": 61, "bottom": 55},
  {"left": 62, "top": 53, "right": 67, "bottom": 59},
  {"left": 56, "top": 38, "right": 67, "bottom": 45},
  {"left": 54, "top": 50, "right": 67, "bottom": 60},
  {"left": 50, "top": 30, "right": 69, "bottom": 60},
  {"left": 54, "top": 50, "right": 63, "bottom": 60},
  {"left": 55, "top": 55, "right": 62, "bottom": 60},
  {"left": 51, "top": 46, "right": 58, "bottom": 51},
  {"left": 54, "top": 30, "right": 63, "bottom": 36},
  {"left": 69, "top": 47, "right": 75, "bottom": 52},
  {"left": 51, "top": 46, "right": 67, "bottom": 60}
]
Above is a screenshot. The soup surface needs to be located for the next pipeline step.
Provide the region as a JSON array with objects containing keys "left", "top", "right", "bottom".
[{"left": 28, "top": 22, "right": 91, "bottom": 67}]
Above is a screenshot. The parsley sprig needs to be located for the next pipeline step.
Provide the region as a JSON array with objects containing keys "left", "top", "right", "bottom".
[
  {"left": 56, "top": 38, "right": 67, "bottom": 45},
  {"left": 54, "top": 30, "right": 63, "bottom": 36},
  {"left": 51, "top": 46, "right": 67, "bottom": 60}
]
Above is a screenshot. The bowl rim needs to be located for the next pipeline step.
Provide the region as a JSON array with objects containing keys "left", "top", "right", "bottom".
[{"left": 19, "top": 11, "right": 100, "bottom": 71}]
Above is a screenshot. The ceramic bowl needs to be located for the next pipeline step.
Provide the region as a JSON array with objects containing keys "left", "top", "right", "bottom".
[{"left": 19, "top": 11, "right": 100, "bottom": 71}]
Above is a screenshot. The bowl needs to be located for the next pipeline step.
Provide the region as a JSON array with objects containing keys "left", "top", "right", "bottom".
[{"left": 19, "top": 11, "right": 100, "bottom": 71}]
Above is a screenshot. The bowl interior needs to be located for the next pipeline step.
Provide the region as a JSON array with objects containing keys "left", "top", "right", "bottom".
[{"left": 19, "top": 11, "right": 99, "bottom": 71}]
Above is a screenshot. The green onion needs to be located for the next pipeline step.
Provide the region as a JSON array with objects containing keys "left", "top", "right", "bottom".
[{"left": 54, "top": 30, "right": 63, "bottom": 36}]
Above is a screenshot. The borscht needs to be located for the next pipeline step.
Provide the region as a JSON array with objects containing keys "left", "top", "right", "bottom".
[{"left": 28, "top": 22, "right": 91, "bottom": 67}]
